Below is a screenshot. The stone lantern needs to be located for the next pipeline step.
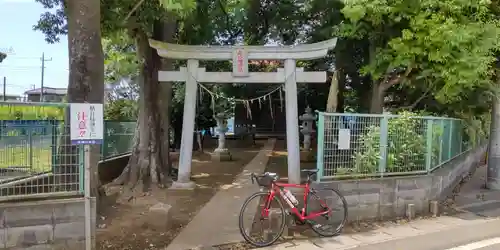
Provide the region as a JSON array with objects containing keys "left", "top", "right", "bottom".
[
  {"left": 211, "top": 112, "right": 232, "bottom": 161},
  {"left": 299, "top": 106, "right": 317, "bottom": 151}
]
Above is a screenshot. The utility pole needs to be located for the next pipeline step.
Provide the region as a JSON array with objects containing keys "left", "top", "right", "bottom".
[
  {"left": 487, "top": 94, "right": 500, "bottom": 190},
  {"left": 40, "top": 52, "right": 52, "bottom": 102},
  {"left": 2, "top": 77, "right": 5, "bottom": 101}
]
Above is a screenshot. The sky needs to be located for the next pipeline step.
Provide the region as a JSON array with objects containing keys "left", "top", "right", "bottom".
[{"left": 0, "top": 0, "right": 68, "bottom": 96}]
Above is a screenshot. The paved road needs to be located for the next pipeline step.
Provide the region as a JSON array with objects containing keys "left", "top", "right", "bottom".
[
  {"left": 260, "top": 212, "right": 500, "bottom": 250},
  {"left": 351, "top": 219, "right": 500, "bottom": 250}
]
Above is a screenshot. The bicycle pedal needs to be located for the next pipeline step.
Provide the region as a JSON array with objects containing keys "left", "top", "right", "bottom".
[{"left": 306, "top": 220, "right": 323, "bottom": 229}]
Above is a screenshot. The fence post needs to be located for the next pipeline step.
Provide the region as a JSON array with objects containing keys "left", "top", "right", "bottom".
[
  {"left": 101, "top": 121, "right": 107, "bottom": 160},
  {"left": 78, "top": 145, "right": 85, "bottom": 194},
  {"left": 448, "top": 120, "right": 454, "bottom": 159},
  {"left": 379, "top": 115, "right": 389, "bottom": 177},
  {"left": 316, "top": 113, "right": 325, "bottom": 182},
  {"left": 28, "top": 131, "right": 33, "bottom": 171},
  {"left": 51, "top": 120, "right": 58, "bottom": 173},
  {"left": 459, "top": 121, "right": 463, "bottom": 153},
  {"left": 425, "top": 119, "right": 434, "bottom": 173},
  {"left": 439, "top": 119, "right": 444, "bottom": 164}
]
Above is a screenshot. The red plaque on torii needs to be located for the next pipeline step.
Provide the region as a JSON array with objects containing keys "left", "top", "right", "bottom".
[{"left": 232, "top": 48, "right": 249, "bottom": 77}]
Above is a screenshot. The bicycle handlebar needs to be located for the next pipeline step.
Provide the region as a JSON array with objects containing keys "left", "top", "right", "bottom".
[{"left": 251, "top": 173, "right": 267, "bottom": 185}]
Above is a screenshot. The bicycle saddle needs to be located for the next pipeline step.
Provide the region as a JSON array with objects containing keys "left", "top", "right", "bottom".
[{"left": 301, "top": 169, "right": 318, "bottom": 176}]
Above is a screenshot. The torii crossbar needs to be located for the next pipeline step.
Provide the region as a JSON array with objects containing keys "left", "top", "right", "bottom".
[{"left": 149, "top": 38, "right": 337, "bottom": 188}]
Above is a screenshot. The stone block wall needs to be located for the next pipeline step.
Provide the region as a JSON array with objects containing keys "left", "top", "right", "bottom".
[
  {"left": 314, "top": 145, "right": 487, "bottom": 221},
  {"left": 0, "top": 198, "right": 96, "bottom": 250}
]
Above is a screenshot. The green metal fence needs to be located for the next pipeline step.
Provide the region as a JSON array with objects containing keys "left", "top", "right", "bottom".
[
  {"left": 0, "top": 102, "right": 136, "bottom": 200},
  {"left": 316, "top": 112, "right": 473, "bottom": 180},
  {"left": 102, "top": 121, "right": 136, "bottom": 158},
  {"left": 0, "top": 102, "right": 80, "bottom": 199}
]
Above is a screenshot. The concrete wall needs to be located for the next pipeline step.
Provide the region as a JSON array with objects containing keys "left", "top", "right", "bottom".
[
  {"left": 0, "top": 198, "right": 96, "bottom": 250},
  {"left": 314, "top": 145, "right": 487, "bottom": 221}
]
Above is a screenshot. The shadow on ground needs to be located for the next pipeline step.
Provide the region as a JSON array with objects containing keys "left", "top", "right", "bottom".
[{"left": 96, "top": 141, "right": 264, "bottom": 250}]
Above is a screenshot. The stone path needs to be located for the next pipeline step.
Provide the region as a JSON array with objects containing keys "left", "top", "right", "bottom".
[{"left": 165, "top": 138, "right": 276, "bottom": 250}]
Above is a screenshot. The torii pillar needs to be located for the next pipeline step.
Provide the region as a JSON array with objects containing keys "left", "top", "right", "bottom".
[{"left": 150, "top": 39, "right": 337, "bottom": 188}]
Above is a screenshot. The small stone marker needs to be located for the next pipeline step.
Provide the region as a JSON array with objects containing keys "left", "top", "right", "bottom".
[
  {"left": 429, "top": 200, "right": 439, "bottom": 217},
  {"left": 406, "top": 203, "right": 415, "bottom": 220},
  {"left": 148, "top": 202, "right": 172, "bottom": 229},
  {"left": 149, "top": 202, "right": 172, "bottom": 214}
]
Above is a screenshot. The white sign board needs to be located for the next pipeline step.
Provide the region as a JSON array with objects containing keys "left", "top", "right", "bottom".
[
  {"left": 70, "top": 103, "right": 104, "bottom": 145},
  {"left": 338, "top": 129, "right": 351, "bottom": 150}
]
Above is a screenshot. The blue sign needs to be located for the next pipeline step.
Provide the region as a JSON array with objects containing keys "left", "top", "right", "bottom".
[{"left": 342, "top": 114, "right": 357, "bottom": 129}]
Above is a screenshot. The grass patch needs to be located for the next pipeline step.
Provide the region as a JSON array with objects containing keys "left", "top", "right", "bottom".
[{"left": 0, "top": 145, "right": 52, "bottom": 173}]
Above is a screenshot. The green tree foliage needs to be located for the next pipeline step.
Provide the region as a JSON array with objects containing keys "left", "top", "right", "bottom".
[
  {"left": 33, "top": 0, "right": 198, "bottom": 193},
  {"left": 0, "top": 52, "right": 6, "bottom": 63},
  {"left": 102, "top": 32, "right": 140, "bottom": 121},
  {"left": 338, "top": 0, "right": 500, "bottom": 108},
  {"left": 34, "top": 0, "right": 196, "bottom": 42},
  {"left": 104, "top": 99, "right": 138, "bottom": 121},
  {"left": 102, "top": 33, "right": 138, "bottom": 83}
]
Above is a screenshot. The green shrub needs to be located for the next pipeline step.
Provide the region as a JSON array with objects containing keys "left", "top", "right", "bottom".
[
  {"left": 352, "top": 125, "right": 381, "bottom": 174},
  {"left": 385, "top": 112, "right": 426, "bottom": 172},
  {"left": 352, "top": 111, "right": 442, "bottom": 175}
]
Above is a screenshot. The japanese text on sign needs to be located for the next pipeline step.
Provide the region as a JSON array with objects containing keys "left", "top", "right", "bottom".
[
  {"left": 70, "top": 103, "right": 104, "bottom": 145},
  {"left": 232, "top": 48, "right": 249, "bottom": 77},
  {"left": 236, "top": 50, "right": 244, "bottom": 73}
]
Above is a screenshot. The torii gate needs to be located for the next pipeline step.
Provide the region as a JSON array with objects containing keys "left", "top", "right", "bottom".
[{"left": 149, "top": 38, "right": 337, "bottom": 188}]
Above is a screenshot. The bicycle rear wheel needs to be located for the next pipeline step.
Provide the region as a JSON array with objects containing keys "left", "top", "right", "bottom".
[
  {"left": 306, "top": 188, "right": 348, "bottom": 237},
  {"left": 238, "top": 191, "right": 286, "bottom": 247}
]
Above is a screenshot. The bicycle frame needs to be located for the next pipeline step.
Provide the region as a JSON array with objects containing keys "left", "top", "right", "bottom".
[{"left": 261, "top": 181, "right": 331, "bottom": 222}]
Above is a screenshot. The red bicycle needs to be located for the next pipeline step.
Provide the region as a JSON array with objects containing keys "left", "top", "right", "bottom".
[{"left": 238, "top": 169, "right": 348, "bottom": 247}]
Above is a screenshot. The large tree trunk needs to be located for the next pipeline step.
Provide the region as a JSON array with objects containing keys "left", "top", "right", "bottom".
[
  {"left": 155, "top": 19, "right": 176, "bottom": 173},
  {"left": 60, "top": 0, "right": 104, "bottom": 204},
  {"left": 113, "top": 20, "right": 176, "bottom": 197},
  {"left": 326, "top": 71, "right": 339, "bottom": 113},
  {"left": 369, "top": 83, "right": 385, "bottom": 114}
]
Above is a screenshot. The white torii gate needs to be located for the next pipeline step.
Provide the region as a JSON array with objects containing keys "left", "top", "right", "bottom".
[{"left": 149, "top": 38, "right": 337, "bottom": 188}]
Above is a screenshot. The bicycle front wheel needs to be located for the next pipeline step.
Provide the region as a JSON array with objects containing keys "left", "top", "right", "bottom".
[
  {"left": 238, "top": 191, "right": 286, "bottom": 247},
  {"left": 306, "top": 188, "right": 348, "bottom": 237}
]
